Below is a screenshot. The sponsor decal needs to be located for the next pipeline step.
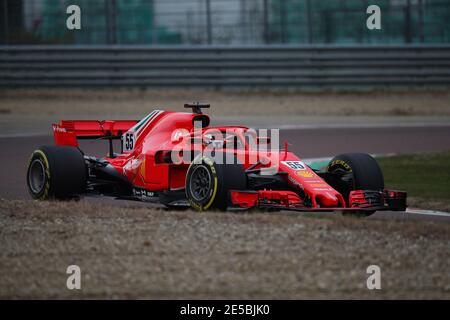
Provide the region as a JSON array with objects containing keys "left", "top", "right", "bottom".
[
  {"left": 328, "top": 159, "right": 352, "bottom": 172},
  {"left": 288, "top": 175, "right": 304, "bottom": 189},
  {"left": 133, "top": 188, "right": 155, "bottom": 198},
  {"left": 310, "top": 183, "right": 328, "bottom": 188},
  {"left": 52, "top": 125, "right": 67, "bottom": 133},
  {"left": 297, "top": 170, "right": 314, "bottom": 178}
]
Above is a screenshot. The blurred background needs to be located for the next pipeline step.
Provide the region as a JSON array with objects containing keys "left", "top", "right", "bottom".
[
  {"left": 1, "top": 0, "right": 450, "bottom": 45},
  {"left": 1, "top": 2, "right": 450, "bottom": 299},
  {"left": 1, "top": 0, "right": 450, "bottom": 89}
]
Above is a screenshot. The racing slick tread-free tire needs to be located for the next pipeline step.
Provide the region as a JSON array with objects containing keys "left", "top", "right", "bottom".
[
  {"left": 326, "top": 153, "right": 384, "bottom": 216},
  {"left": 26, "top": 145, "right": 87, "bottom": 200},
  {"left": 185, "top": 154, "right": 247, "bottom": 211}
]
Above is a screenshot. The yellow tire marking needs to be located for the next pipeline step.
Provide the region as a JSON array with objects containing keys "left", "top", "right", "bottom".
[
  {"left": 328, "top": 159, "right": 352, "bottom": 172},
  {"left": 203, "top": 174, "right": 218, "bottom": 210},
  {"left": 34, "top": 150, "right": 51, "bottom": 200}
]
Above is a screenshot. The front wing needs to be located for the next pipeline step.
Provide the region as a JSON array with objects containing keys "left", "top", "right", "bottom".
[{"left": 229, "top": 189, "right": 407, "bottom": 212}]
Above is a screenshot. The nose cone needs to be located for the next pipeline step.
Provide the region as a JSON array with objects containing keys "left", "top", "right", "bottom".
[{"left": 316, "top": 192, "right": 339, "bottom": 207}]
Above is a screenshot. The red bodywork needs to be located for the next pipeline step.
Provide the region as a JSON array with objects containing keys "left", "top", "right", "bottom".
[{"left": 52, "top": 110, "right": 405, "bottom": 212}]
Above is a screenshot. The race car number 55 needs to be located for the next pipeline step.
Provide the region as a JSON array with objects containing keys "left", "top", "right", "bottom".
[{"left": 123, "top": 132, "right": 135, "bottom": 152}]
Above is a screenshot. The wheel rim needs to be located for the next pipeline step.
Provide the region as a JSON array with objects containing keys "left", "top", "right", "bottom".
[
  {"left": 28, "top": 159, "right": 46, "bottom": 194},
  {"left": 189, "top": 165, "right": 212, "bottom": 202}
]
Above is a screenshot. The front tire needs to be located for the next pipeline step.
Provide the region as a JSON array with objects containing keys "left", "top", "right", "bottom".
[
  {"left": 326, "top": 153, "right": 384, "bottom": 216},
  {"left": 26, "top": 145, "right": 86, "bottom": 200},
  {"left": 185, "top": 154, "right": 247, "bottom": 211}
]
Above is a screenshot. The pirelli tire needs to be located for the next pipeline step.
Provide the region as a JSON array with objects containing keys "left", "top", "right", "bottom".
[
  {"left": 26, "top": 145, "right": 87, "bottom": 200},
  {"left": 326, "top": 153, "right": 384, "bottom": 216},
  {"left": 185, "top": 154, "right": 247, "bottom": 211}
]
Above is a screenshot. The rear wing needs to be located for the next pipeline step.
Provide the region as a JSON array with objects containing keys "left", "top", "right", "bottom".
[{"left": 52, "top": 120, "right": 138, "bottom": 148}]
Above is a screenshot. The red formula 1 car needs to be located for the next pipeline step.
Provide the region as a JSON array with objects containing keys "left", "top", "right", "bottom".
[{"left": 26, "top": 103, "right": 406, "bottom": 215}]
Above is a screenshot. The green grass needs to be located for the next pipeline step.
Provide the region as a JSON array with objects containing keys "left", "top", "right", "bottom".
[{"left": 377, "top": 151, "right": 450, "bottom": 210}]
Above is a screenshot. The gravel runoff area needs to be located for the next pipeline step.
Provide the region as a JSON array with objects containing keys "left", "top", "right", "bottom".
[
  {"left": 1, "top": 89, "right": 450, "bottom": 117},
  {"left": 0, "top": 200, "right": 449, "bottom": 299}
]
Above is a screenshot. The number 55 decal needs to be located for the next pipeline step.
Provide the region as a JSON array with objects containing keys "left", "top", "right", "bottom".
[
  {"left": 281, "top": 161, "right": 306, "bottom": 170},
  {"left": 123, "top": 132, "right": 135, "bottom": 152}
]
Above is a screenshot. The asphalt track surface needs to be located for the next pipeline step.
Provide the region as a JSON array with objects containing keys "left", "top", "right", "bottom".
[{"left": 1, "top": 125, "right": 450, "bottom": 220}]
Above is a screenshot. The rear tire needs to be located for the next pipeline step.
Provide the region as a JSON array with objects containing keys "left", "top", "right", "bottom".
[
  {"left": 26, "top": 145, "right": 86, "bottom": 200},
  {"left": 326, "top": 153, "right": 384, "bottom": 216},
  {"left": 185, "top": 154, "right": 247, "bottom": 211}
]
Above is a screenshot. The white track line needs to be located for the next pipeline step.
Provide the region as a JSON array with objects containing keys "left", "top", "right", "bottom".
[
  {"left": 406, "top": 208, "right": 450, "bottom": 217},
  {"left": 271, "top": 122, "right": 450, "bottom": 130}
]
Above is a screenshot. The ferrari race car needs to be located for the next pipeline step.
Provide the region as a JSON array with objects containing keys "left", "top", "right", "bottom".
[{"left": 26, "top": 103, "right": 406, "bottom": 216}]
